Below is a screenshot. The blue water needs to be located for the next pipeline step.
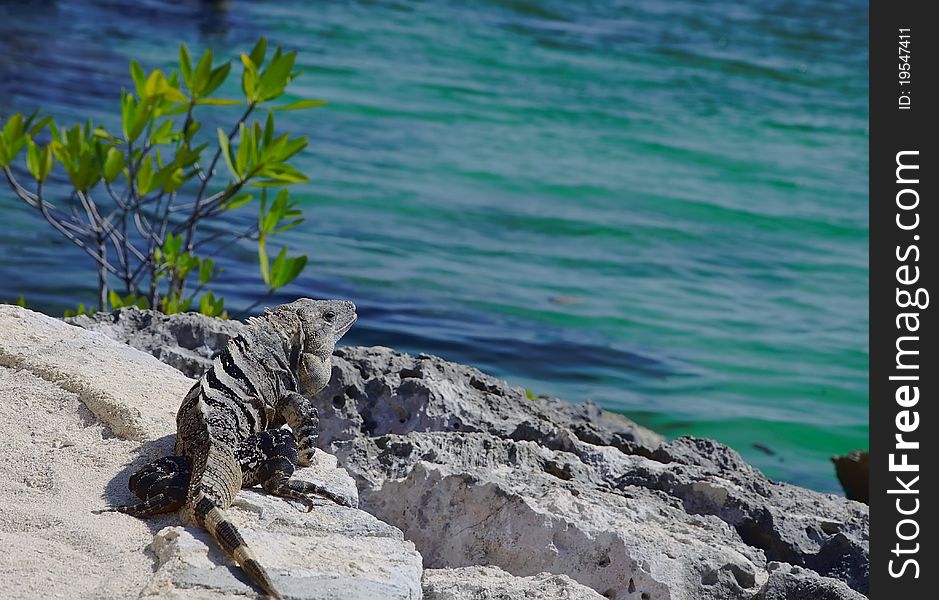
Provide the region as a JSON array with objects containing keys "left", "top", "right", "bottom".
[{"left": 0, "top": 0, "right": 868, "bottom": 492}]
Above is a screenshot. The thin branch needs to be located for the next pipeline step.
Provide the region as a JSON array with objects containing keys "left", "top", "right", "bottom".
[
  {"left": 184, "top": 102, "right": 256, "bottom": 250},
  {"left": 75, "top": 189, "right": 102, "bottom": 232},
  {"left": 3, "top": 167, "right": 57, "bottom": 211},
  {"left": 170, "top": 189, "right": 225, "bottom": 213},
  {"left": 130, "top": 255, "right": 158, "bottom": 287},
  {"left": 103, "top": 180, "right": 127, "bottom": 209},
  {"left": 194, "top": 223, "right": 259, "bottom": 252},
  {"left": 159, "top": 191, "right": 175, "bottom": 240},
  {"left": 27, "top": 181, "right": 120, "bottom": 275},
  {"left": 5, "top": 167, "right": 136, "bottom": 277},
  {"left": 173, "top": 177, "right": 248, "bottom": 237},
  {"left": 59, "top": 218, "right": 92, "bottom": 236},
  {"left": 77, "top": 190, "right": 129, "bottom": 271},
  {"left": 238, "top": 288, "right": 275, "bottom": 319},
  {"left": 77, "top": 189, "right": 150, "bottom": 267}
]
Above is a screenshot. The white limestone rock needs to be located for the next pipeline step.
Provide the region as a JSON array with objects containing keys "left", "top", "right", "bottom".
[
  {"left": 423, "top": 565, "right": 606, "bottom": 600},
  {"left": 0, "top": 305, "right": 422, "bottom": 599}
]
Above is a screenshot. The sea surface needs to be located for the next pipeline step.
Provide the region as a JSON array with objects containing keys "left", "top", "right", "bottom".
[{"left": 0, "top": 0, "right": 868, "bottom": 492}]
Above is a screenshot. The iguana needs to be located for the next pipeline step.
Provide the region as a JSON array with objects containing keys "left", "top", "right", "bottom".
[{"left": 101, "top": 298, "right": 357, "bottom": 598}]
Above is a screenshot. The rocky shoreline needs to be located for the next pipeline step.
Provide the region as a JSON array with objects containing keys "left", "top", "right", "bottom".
[{"left": 0, "top": 305, "right": 868, "bottom": 599}]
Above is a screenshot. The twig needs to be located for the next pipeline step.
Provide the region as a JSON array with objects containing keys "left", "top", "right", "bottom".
[
  {"left": 194, "top": 223, "right": 259, "bottom": 252},
  {"left": 27, "top": 181, "right": 119, "bottom": 275},
  {"left": 238, "top": 288, "right": 275, "bottom": 319},
  {"left": 184, "top": 102, "right": 256, "bottom": 250}
]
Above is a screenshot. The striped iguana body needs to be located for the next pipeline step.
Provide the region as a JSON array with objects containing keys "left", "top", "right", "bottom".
[{"left": 106, "top": 298, "right": 357, "bottom": 598}]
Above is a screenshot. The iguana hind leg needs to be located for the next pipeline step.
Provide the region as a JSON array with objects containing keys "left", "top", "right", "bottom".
[
  {"left": 102, "top": 431, "right": 347, "bottom": 516},
  {"left": 98, "top": 455, "right": 191, "bottom": 517},
  {"left": 238, "top": 428, "right": 351, "bottom": 509}
]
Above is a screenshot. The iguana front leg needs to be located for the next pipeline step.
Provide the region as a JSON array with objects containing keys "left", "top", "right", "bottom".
[
  {"left": 275, "top": 390, "right": 320, "bottom": 466},
  {"left": 240, "top": 428, "right": 351, "bottom": 508}
]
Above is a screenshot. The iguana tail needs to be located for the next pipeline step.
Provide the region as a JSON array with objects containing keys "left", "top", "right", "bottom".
[
  {"left": 190, "top": 490, "right": 282, "bottom": 599},
  {"left": 186, "top": 440, "right": 281, "bottom": 599}
]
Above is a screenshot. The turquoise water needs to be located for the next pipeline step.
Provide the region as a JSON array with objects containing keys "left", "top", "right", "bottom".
[{"left": 0, "top": 1, "right": 868, "bottom": 492}]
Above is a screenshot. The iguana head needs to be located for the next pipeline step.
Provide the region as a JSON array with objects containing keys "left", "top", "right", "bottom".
[
  {"left": 292, "top": 298, "right": 357, "bottom": 350},
  {"left": 263, "top": 298, "right": 357, "bottom": 395}
]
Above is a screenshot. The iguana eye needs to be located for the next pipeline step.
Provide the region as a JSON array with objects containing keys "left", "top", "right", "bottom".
[{"left": 323, "top": 311, "right": 336, "bottom": 322}]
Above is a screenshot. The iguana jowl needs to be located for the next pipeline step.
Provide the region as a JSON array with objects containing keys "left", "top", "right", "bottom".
[{"left": 104, "top": 298, "right": 357, "bottom": 598}]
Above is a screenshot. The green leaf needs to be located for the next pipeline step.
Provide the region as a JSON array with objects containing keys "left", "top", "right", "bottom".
[
  {"left": 261, "top": 134, "right": 307, "bottom": 163},
  {"left": 194, "top": 98, "right": 243, "bottom": 106},
  {"left": 241, "top": 52, "right": 259, "bottom": 101},
  {"left": 217, "top": 128, "right": 239, "bottom": 179},
  {"left": 258, "top": 242, "right": 270, "bottom": 286},
  {"left": 2, "top": 113, "right": 24, "bottom": 141},
  {"left": 257, "top": 50, "right": 296, "bottom": 102},
  {"left": 21, "top": 109, "right": 40, "bottom": 130},
  {"left": 164, "top": 86, "right": 189, "bottom": 104},
  {"left": 0, "top": 113, "right": 28, "bottom": 166},
  {"left": 235, "top": 122, "right": 252, "bottom": 177},
  {"left": 128, "top": 100, "right": 151, "bottom": 142},
  {"left": 102, "top": 147, "right": 125, "bottom": 182},
  {"left": 198, "top": 258, "right": 217, "bottom": 285},
  {"left": 136, "top": 156, "right": 154, "bottom": 195},
  {"left": 222, "top": 192, "right": 253, "bottom": 211},
  {"left": 198, "top": 291, "right": 225, "bottom": 317},
  {"left": 65, "top": 303, "right": 94, "bottom": 318},
  {"left": 192, "top": 49, "right": 214, "bottom": 97},
  {"left": 269, "top": 251, "right": 307, "bottom": 289},
  {"left": 199, "top": 292, "right": 213, "bottom": 315},
  {"left": 156, "top": 164, "right": 186, "bottom": 193},
  {"left": 161, "top": 232, "right": 182, "bottom": 261},
  {"left": 120, "top": 91, "right": 135, "bottom": 140},
  {"left": 185, "top": 120, "right": 202, "bottom": 141},
  {"left": 144, "top": 70, "right": 164, "bottom": 97},
  {"left": 160, "top": 293, "right": 192, "bottom": 315},
  {"left": 150, "top": 119, "right": 177, "bottom": 145},
  {"left": 109, "top": 291, "right": 149, "bottom": 310},
  {"left": 108, "top": 290, "right": 123, "bottom": 309},
  {"left": 272, "top": 99, "right": 327, "bottom": 111},
  {"left": 176, "top": 142, "right": 205, "bottom": 169},
  {"left": 262, "top": 112, "right": 275, "bottom": 147},
  {"left": 130, "top": 61, "right": 147, "bottom": 98},
  {"left": 203, "top": 63, "right": 231, "bottom": 97},
  {"left": 163, "top": 104, "right": 191, "bottom": 117},
  {"left": 143, "top": 70, "right": 188, "bottom": 104},
  {"left": 25, "top": 139, "right": 53, "bottom": 182},
  {"left": 286, "top": 255, "right": 308, "bottom": 286},
  {"left": 179, "top": 44, "right": 193, "bottom": 90},
  {"left": 27, "top": 115, "right": 53, "bottom": 137},
  {"left": 273, "top": 217, "right": 304, "bottom": 235},
  {"left": 249, "top": 37, "right": 268, "bottom": 69},
  {"left": 256, "top": 163, "right": 308, "bottom": 185},
  {"left": 92, "top": 127, "right": 117, "bottom": 141},
  {"left": 49, "top": 122, "right": 101, "bottom": 191},
  {"left": 260, "top": 188, "right": 289, "bottom": 234},
  {"left": 268, "top": 247, "right": 288, "bottom": 288},
  {"left": 282, "top": 136, "right": 308, "bottom": 161}
]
